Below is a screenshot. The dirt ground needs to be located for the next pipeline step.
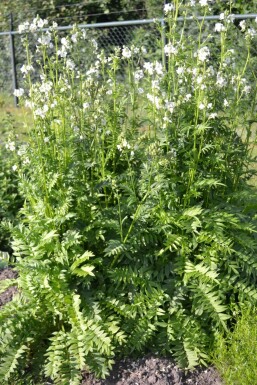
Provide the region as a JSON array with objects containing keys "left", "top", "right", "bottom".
[{"left": 0, "top": 267, "right": 224, "bottom": 385}]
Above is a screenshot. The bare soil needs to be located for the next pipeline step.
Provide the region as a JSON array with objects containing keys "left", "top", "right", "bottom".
[{"left": 0, "top": 267, "right": 224, "bottom": 385}]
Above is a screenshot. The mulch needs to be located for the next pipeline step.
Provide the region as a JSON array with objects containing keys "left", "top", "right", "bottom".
[{"left": 0, "top": 266, "right": 223, "bottom": 385}]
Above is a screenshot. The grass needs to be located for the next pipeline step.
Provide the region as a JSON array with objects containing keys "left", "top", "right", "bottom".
[
  {"left": 0, "top": 92, "right": 32, "bottom": 141},
  {"left": 212, "top": 306, "right": 257, "bottom": 385}
]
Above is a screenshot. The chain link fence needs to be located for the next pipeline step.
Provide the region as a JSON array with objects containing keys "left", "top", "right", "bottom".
[
  {"left": 0, "top": 19, "right": 163, "bottom": 105},
  {"left": 1, "top": 14, "right": 257, "bottom": 106}
]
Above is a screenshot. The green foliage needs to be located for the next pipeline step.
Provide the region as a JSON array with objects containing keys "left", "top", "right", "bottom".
[
  {"left": 1, "top": 2, "right": 257, "bottom": 383},
  {"left": 213, "top": 306, "right": 257, "bottom": 385},
  {"left": 0, "top": 143, "right": 23, "bottom": 256}
]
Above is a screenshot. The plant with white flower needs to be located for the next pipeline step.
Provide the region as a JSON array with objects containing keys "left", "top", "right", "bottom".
[
  {"left": 197, "top": 46, "right": 210, "bottom": 62},
  {"left": 155, "top": 62, "right": 164, "bottom": 76},
  {"left": 122, "top": 46, "right": 132, "bottom": 59},
  {"left": 13, "top": 88, "right": 24, "bottom": 97},
  {"left": 71, "top": 31, "right": 79, "bottom": 43},
  {"left": 117, "top": 138, "right": 131, "bottom": 151},
  {"left": 39, "top": 81, "right": 52, "bottom": 94},
  {"left": 134, "top": 70, "right": 144, "bottom": 82},
  {"left": 216, "top": 73, "right": 227, "bottom": 88},
  {"left": 164, "top": 43, "right": 178, "bottom": 56},
  {"left": 184, "top": 93, "right": 192, "bottom": 102},
  {"left": 199, "top": 0, "right": 209, "bottom": 6},
  {"left": 209, "top": 112, "right": 218, "bottom": 119},
  {"left": 18, "top": 21, "right": 29, "bottom": 34},
  {"left": 34, "top": 105, "right": 49, "bottom": 119},
  {"left": 214, "top": 23, "right": 226, "bottom": 33},
  {"left": 165, "top": 101, "right": 176, "bottom": 114},
  {"left": 6, "top": 141, "right": 16, "bottom": 152},
  {"left": 66, "top": 59, "right": 75, "bottom": 71},
  {"left": 12, "top": 164, "right": 18, "bottom": 171},
  {"left": 220, "top": 13, "right": 225, "bottom": 20},
  {"left": 246, "top": 27, "right": 257, "bottom": 40},
  {"left": 20, "top": 64, "right": 34, "bottom": 76},
  {"left": 147, "top": 93, "right": 162, "bottom": 110},
  {"left": 176, "top": 67, "right": 184, "bottom": 75},
  {"left": 239, "top": 20, "right": 246, "bottom": 32},
  {"left": 224, "top": 99, "right": 229, "bottom": 107},
  {"left": 144, "top": 62, "right": 154, "bottom": 75},
  {"left": 164, "top": 3, "right": 174, "bottom": 14},
  {"left": 242, "top": 85, "right": 251, "bottom": 94},
  {"left": 38, "top": 32, "right": 52, "bottom": 47},
  {"left": 199, "top": 103, "right": 205, "bottom": 110}
]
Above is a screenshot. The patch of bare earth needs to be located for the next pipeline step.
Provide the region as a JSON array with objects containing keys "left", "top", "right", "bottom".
[
  {"left": 81, "top": 356, "right": 223, "bottom": 385},
  {"left": 0, "top": 267, "right": 18, "bottom": 307},
  {"left": 0, "top": 268, "right": 223, "bottom": 385}
]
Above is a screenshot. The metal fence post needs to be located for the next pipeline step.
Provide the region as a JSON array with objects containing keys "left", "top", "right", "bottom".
[
  {"left": 9, "top": 13, "right": 18, "bottom": 107},
  {"left": 161, "top": 18, "right": 166, "bottom": 70}
]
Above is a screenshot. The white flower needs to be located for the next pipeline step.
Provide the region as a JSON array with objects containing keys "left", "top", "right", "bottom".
[
  {"left": 117, "top": 138, "right": 131, "bottom": 151},
  {"left": 197, "top": 46, "right": 210, "bottom": 62},
  {"left": 66, "top": 59, "right": 75, "bottom": 70},
  {"left": 164, "top": 43, "right": 178, "bottom": 56},
  {"left": 61, "top": 37, "right": 70, "bottom": 48},
  {"left": 6, "top": 141, "right": 15, "bottom": 151},
  {"left": 166, "top": 101, "right": 176, "bottom": 113},
  {"left": 40, "top": 81, "right": 52, "bottom": 94},
  {"left": 189, "top": 0, "right": 196, "bottom": 6},
  {"left": 216, "top": 73, "right": 227, "bottom": 88},
  {"left": 209, "top": 112, "right": 218, "bottom": 119},
  {"left": 34, "top": 105, "right": 49, "bottom": 118},
  {"left": 57, "top": 47, "right": 67, "bottom": 57},
  {"left": 155, "top": 61, "right": 164, "bottom": 76},
  {"left": 38, "top": 33, "right": 52, "bottom": 46},
  {"left": 246, "top": 27, "right": 257, "bottom": 39},
  {"left": 138, "top": 87, "right": 144, "bottom": 94},
  {"left": 83, "top": 102, "right": 90, "bottom": 109},
  {"left": 207, "top": 103, "right": 212, "bottom": 109},
  {"left": 199, "top": 103, "right": 205, "bottom": 110},
  {"left": 219, "top": 13, "right": 225, "bottom": 20},
  {"left": 141, "top": 46, "right": 147, "bottom": 54},
  {"left": 20, "top": 64, "right": 34, "bottom": 75},
  {"left": 228, "top": 14, "right": 235, "bottom": 23},
  {"left": 184, "top": 93, "right": 192, "bottom": 101},
  {"left": 239, "top": 20, "right": 246, "bottom": 32},
  {"left": 224, "top": 99, "right": 229, "bottom": 107},
  {"left": 242, "top": 85, "right": 251, "bottom": 94},
  {"left": 23, "top": 158, "right": 30, "bottom": 165},
  {"left": 122, "top": 47, "right": 132, "bottom": 59},
  {"left": 12, "top": 164, "right": 18, "bottom": 171},
  {"left": 106, "top": 90, "right": 113, "bottom": 95},
  {"left": 44, "top": 137, "right": 50, "bottom": 143},
  {"left": 18, "top": 22, "right": 29, "bottom": 34},
  {"left": 144, "top": 62, "right": 154, "bottom": 75},
  {"left": 147, "top": 93, "right": 162, "bottom": 109},
  {"left": 37, "top": 18, "right": 48, "bottom": 28},
  {"left": 14, "top": 88, "right": 24, "bottom": 97},
  {"left": 25, "top": 100, "right": 34, "bottom": 109},
  {"left": 176, "top": 66, "right": 184, "bottom": 75},
  {"left": 199, "top": 0, "right": 209, "bottom": 6},
  {"left": 164, "top": 3, "right": 174, "bottom": 14},
  {"left": 71, "top": 32, "right": 79, "bottom": 43},
  {"left": 214, "top": 23, "right": 226, "bottom": 33},
  {"left": 135, "top": 70, "right": 144, "bottom": 81}
]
